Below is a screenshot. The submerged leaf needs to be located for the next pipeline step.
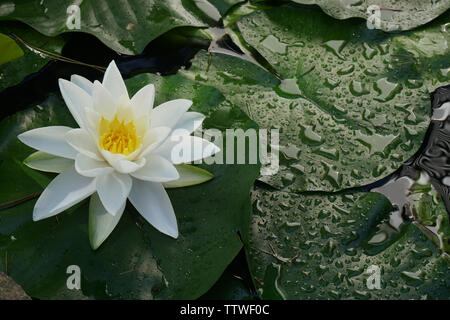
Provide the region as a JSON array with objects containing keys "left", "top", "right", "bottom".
[{"left": 0, "top": 32, "right": 23, "bottom": 65}]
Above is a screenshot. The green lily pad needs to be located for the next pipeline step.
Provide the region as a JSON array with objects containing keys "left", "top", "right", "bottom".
[
  {"left": 0, "top": 21, "right": 66, "bottom": 91},
  {"left": 171, "top": 47, "right": 433, "bottom": 191},
  {"left": 224, "top": 5, "right": 450, "bottom": 191},
  {"left": 0, "top": 72, "right": 260, "bottom": 299},
  {"left": 290, "top": 0, "right": 450, "bottom": 32},
  {"left": 0, "top": 0, "right": 211, "bottom": 55},
  {"left": 246, "top": 186, "right": 450, "bottom": 299}
]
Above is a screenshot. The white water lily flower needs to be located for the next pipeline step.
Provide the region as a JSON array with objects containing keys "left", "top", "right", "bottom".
[{"left": 18, "top": 61, "right": 220, "bottom": 249}]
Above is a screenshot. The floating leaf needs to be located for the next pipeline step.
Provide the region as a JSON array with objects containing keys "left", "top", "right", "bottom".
[
  {"left": 0, "top": 71, "right": 260, "bottom": 299},
  {"left": 169, "top": 47, "right": 435, "bottom": 192},
  {"left": 227, "top": 5, "right": 450, "bottom": 191}
]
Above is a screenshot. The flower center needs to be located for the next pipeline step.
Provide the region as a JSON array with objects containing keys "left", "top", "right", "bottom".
[{"left": 100, "top": 116, "right": 141, "bottom": 155}]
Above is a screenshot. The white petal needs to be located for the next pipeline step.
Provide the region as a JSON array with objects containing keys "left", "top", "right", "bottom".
[
  {"left": 150, "top": 99, "right": 192, "bottom": 129},
  {"left": 128, "top": 179, "right": 178, "bottom": 238},
  {"left": 101, "top": 150, "right": 147, "bottom": 173},
  {"left": 84, "top": 107, "right": 101, "bottom": 138},
  {"left": 111, "top": 158, "right": 146, "bottom": 174},
  {"left": 131, "top": 155, "right": 179, "bottom": 182},
  {"left": 102, "top": 60, "right": 128, "bottom": 100},
  {"left": 155, "top": 136, "right": 220, "bottom": 164},
  {"left": 115, "top": 96, "right": 134, "bottom": 123},
  {"left": 24, "top": 151, "right": 74, "bottom": 173},
  {"left": 172, "top": 112, "right": 205, "bottom": 136},
  {"left": 96, "top": 171, "right": 132, "bottom": 216},
  {"left": 65, "top": 128, "right": 103, "bottom": 160},
  {"left": 135, "top": 115, "right": 150, "bottom": 137},
  {"left": 89, "top": 192, "right": 125, "bottom": 250},
  {"left": 139, "top": 126, "right": 171, "bottom": 158},
  {"left": 70, "top": 75, "right": 93, "bottom": 95},
  {"left": 18, "top": 126, "right": 78, "bottom": 159},
  {"left": 163, "top": 164, "right": 213, "bottom": 188},
  {"left": 92, "top": 80, "right": 117, "bottom": 120},
  {"left": 131, "top": 84, "right": 155, "bottom": 117},
  {"left": 33, "top": 166, "right": 96, "bottom": 221},
  {"left": 75, "top": 153, "right": 113, "bottom": 177},
  {"left": 59, "top": 79, "right": 92, "bottom": 128}
]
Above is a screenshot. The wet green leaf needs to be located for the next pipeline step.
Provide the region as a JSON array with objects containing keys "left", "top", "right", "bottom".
[
  {"left": 290, "top": 0, "right": 450, "bottom": 32},
  {"left": 172, "top": 47, "right": 436, "bottom": 192},
  {"left": 246, "top": 186, "right": 450, "bottom": 299},
  {"left": 227, "top": 5, "right": 449, "bottom": 191},
  {"left": 0, "top": 72, "right": 260, "bottom": 299}
]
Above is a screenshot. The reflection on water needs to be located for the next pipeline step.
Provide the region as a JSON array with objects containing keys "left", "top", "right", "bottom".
[{"left": 368, "top": 85, "right": 450, "bottom": 248}]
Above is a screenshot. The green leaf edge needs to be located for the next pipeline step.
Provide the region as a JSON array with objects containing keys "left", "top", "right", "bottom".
[{"left": 163, "top": 164, "right": 214, "bottom": 188}]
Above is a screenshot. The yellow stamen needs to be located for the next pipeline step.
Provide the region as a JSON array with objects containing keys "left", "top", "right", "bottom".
[{"left": 100, "top": 115, "right": 141, "bottom": 155}]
